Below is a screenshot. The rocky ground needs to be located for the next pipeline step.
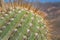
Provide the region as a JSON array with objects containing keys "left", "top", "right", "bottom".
[{"left": 40, "top": 2, "right": 60, "bottom": 40}]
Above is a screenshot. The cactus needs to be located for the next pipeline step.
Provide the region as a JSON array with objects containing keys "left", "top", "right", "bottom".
[
  {"left": 0, "top": 0, "right": 47, "bottom": 40},
  {"left": 0, "top": 7, "right": 47, "bottom": 40}
]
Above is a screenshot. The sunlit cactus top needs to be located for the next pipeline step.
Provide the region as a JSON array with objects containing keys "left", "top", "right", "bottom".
[{"left": 0, "top": 0, "right": 47, "bottom": 40}]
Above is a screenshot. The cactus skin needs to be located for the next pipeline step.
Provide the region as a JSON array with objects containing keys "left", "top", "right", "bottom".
[{"left": 0, "top": 7, "right": 47, "bottom": 40}]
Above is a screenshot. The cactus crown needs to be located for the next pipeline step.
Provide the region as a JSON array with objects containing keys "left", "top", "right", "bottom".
[{"left": 0, "top": 0, "right": 47, "bottom": 40}]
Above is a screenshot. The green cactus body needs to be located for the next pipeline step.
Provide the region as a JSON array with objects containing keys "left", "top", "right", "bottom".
[{"left": 0, "top": 7, "right": 47, "bottom": 40}]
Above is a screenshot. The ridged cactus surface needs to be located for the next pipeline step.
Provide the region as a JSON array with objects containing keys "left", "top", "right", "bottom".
[{"left": 0, "top": 8, "right": 47, "bottom": 40}]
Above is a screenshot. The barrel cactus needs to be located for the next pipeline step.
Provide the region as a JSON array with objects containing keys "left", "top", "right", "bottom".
[
  {"left": 0, "top": 0, "right": 47, "bottom": 40},
  {"left": 0, "top": 7, "right": 47, "bottom": 40}
]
